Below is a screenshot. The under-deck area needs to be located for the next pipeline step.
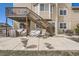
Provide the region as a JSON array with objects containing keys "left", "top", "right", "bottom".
[{"left": 6, "top": 16, "right": 31, "bottom": 36}]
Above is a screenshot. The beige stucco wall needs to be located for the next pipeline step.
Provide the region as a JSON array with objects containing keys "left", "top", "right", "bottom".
[
  {"left": 70, "top": 10, "right": 79, "bottom": 30},
  {"left": 40, "top": 11, "right": 49, "bottom": 19},
  {"left": 57, "top": 3, "right": 72, "bottom": 30}
]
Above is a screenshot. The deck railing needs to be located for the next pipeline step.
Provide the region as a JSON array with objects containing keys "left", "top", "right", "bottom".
[{"left": 6, "top": 7, "right": 29, "bottom": 17}]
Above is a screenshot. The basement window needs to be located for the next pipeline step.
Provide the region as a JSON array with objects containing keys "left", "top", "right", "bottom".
[{"left": 60, "top": 23, "right": 66, "bottom": 29}]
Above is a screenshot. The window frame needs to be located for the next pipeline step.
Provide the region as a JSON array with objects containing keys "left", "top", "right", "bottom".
[
  {"left": 59, "top": 8, "right": 67, "bottom": 16},
  {"left": 59, "top": 22, "right": 67, "bottom": 29},
  {"left": 40, "top": 4, "right": 44, "bottom": 11},
  {"left": 40, "top": 3, "right": 49, "bottom": 11}
]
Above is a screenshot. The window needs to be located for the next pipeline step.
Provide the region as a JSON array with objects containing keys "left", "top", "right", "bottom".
[
  {"left": 40, "top": 4, "right": 49, "bottom": 11},
  {"left": 60, "top": 10, "right": 63, "bottom": 15},
  {"left": 40, "top": 4, "right": 44, "bottom": 11},
  {"left": 44, "top": 4, "right": 49, "bottom": 11},
  {"left": 60, "top": 23, "right": 66, "bottom": 29},
  {"left": 59, "top": 8, "right": 67, "bottom": 16},
  {"left": 63, "top": 10, "right": 66, "bottom": 15}
]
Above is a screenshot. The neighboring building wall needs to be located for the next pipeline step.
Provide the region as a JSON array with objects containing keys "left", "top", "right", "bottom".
[
  {"left": 70, "top": 8, "right": 79, "bottom": 30},
  {"left": 57, "top": 3, "right": 79, "bottom": 30},
  {"left": 58, "top": 3, "right": 71, "bottom": 30}
]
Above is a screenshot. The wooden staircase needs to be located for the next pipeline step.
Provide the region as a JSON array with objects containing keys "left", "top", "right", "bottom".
[
  {"left": 6, "top": 7, "right": 54, "bottom": 36},
  {"left": 25, "top": 7, "right": 54, "bottom": 36}
]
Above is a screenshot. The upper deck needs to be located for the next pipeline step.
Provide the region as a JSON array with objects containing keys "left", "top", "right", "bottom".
[{"left": 6, "top": 7, "right": 29, "bottom": 17}]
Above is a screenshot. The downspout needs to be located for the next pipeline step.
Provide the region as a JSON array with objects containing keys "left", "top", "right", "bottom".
[
  {"left": 31, "top": 3, "right": 32, "bottom": 11},
  {"left": 51, "top": 4, "right": 52, "bottom": 20},
  {"left": 49, "top": 3, "right": 51, "bottom": 19},
  {"left": 55, "top": 3, "right": 58, "bottom": 35},
  {"left": 38, "top": 3, "right": 40, "bottom": 15}
]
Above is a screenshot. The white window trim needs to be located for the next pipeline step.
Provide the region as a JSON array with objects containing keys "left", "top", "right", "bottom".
[{"left": 59, "top": 8, "right": 68, "bottom": 16}]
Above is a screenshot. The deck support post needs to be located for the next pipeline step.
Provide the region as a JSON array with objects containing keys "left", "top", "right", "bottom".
[
  {"left": 6, "top": 17, "right": 8, "bottom": 37},
  {"left": 26, "top": 17, "right": 30, "bottom": 36}
]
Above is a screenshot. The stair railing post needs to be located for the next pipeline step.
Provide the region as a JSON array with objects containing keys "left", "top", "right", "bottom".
[{"left": 26, "top": 16, "right": 30, "bottom": 36}]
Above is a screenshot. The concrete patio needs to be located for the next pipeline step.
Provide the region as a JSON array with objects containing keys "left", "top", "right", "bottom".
[{"left": 0, "top": 36, "right": 79, "bottom": 51}]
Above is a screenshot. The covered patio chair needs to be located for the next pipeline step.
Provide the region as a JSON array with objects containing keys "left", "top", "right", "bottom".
[{"left": 9, "top": 29, "right": 16, "bottom": 37}]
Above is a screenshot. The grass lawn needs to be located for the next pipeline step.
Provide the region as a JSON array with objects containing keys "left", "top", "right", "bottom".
[{"left": 0, "top": 50, "right": 79, "bottom": 56}]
